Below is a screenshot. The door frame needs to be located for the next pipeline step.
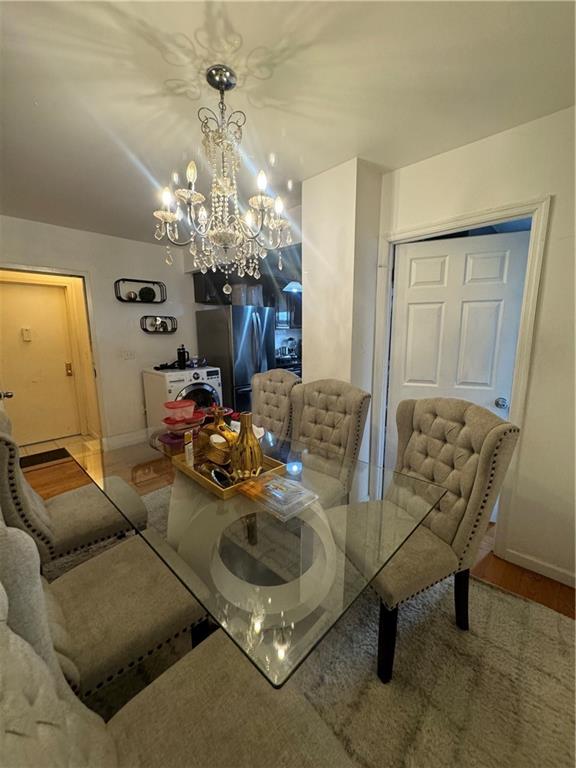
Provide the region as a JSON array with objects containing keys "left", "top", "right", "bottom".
[
  {"left": 370, "top": 195, "right": 551, "bottom": 560},
  {"left": 0, "top": 266, "right": 103, "bottom": 440}
]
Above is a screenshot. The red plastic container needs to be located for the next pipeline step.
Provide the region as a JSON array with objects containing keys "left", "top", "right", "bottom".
[{"left": 164, "top": 400, "right": 196, "bottom": 420}]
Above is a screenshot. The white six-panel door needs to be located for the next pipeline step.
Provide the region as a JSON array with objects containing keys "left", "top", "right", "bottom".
[{"left": 384, "top": 231, "right": 529, "bottom": 471}]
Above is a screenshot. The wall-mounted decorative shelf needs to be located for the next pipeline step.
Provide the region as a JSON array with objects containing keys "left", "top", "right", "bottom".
[
  {"left": 114, "top": 278, "right": 167, "bottom": 304},
  {"left": 140, "top": 316, "right": 178, "bottom": 334}
]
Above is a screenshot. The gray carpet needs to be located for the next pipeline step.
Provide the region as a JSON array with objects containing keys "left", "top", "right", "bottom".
[{"left": 48, "top": 486, "right": 576, "bottom": 767}]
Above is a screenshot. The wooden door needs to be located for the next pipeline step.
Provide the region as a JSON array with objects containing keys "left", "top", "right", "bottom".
[
  {"left": 385, "top": 231, "right": 529, "bottom": 469},
  {"left": 0, "top": 281, "right": 81, "bottom": 444}
]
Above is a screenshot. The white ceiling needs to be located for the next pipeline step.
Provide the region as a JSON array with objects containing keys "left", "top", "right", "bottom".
[{"left": 1, "top": 1, "right": 573, "bottom": 242}]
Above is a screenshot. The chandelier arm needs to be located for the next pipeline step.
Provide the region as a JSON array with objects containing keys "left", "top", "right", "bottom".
[
  {"left": 188, "top": 213, "right": 212, "bottom": 238},
  {"left": 165, "top": 225, "right": 193, "bottom": 247},
  {"left": 235, "top": 216, "right": 265, "bottom": 242}
]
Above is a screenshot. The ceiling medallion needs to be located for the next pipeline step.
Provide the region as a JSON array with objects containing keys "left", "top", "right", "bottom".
[{"left": 153, "top": 64, "right": 291, "bottom": 294}]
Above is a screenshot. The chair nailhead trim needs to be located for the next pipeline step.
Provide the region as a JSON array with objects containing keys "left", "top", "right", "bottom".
[
  {"left": 3, "top": 436, "right": 147, "bottom": 562},
  {"left": 382, "top": 424, "right": 519, "bottom": 609},
  {"left": 457, "top": 427, "right": 519, "bottom": 568},
  {"left": 4, "top": 441, "right": 56, "bottom": 555},
  {"left": 383, "top": 570, "right": 458, "bottom": 610},
  {"left": 81, "top": 620, "right": 201, "bottom": 699},
  {"left": 55, "top": 526, "right": 141, "bottom": 559}
]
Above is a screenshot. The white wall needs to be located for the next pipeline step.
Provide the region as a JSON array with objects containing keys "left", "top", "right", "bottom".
[
  {"left": 302, "top": 159, "right": 358, "bottom": 382},
  {"left": 302, "top": 159, "right": 382, "bottom": 470},
  {"left": 379, "top": 107, "right": 575, "bottom": 585},
  {"left": 0, "top": 216, "right": 197, "bottom": 443},
  {"left": 302, "top": 159, "right": 381, "bottom": 389},
  {"left": 351, "top": 160, "right": 383, "bottom": 396}
]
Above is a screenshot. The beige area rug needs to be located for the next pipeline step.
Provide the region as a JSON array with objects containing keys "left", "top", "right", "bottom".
[
  {"left": 292, "top": 578, "right": 574, "bottom": 768},
  {"left": 50, "top": 487, "right": 575, "bottom": 767}
]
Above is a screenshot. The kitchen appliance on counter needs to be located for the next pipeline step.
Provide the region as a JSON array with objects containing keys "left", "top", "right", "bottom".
[
  {"left": 275, "top": 335, "right": 302, "bottom": 378},
  {"left": 196, "top": 306, "right": 275, "bottom": 411},
  {"left": 143, "top": 366, "right": 222, "bottom": 431},
  {"left": 153, "top": 348, "right": 207, "bottom": 371}
]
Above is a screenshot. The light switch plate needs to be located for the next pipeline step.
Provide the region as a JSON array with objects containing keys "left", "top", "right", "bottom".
[{"left": 21, "top": 327, "right": 32, "bottom": 342}]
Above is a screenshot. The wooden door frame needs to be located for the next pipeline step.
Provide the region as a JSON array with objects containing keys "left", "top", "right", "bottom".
[
  {"left": 0, "top": 267, "right": 103, "bottom": 440},
  {"left": 370, "top": 195, "right": 551, "bottom": 561}
]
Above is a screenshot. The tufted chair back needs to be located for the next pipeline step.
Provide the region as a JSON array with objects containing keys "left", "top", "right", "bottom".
[
  {"left": 395, "top": 398, "right": 519, "bottom": 570},
  {"left": 0, "top": 429, "right": 56, "bottom": 560},
  {"left": 0, "top": 519, "right": 65, "bottom": 687},
  {"left": 0, "top": 575, "right": 118, "bottom": 766},
  {"left": 251, "top": 369, "right": 301, "bottom": 443},
  {"left": 291, "top": 379, "right": 371, "bottom": 490}
]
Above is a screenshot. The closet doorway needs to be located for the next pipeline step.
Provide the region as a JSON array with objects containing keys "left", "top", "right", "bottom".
[{"left": 384, "top": 226, "right": 530, "bottom": 483}]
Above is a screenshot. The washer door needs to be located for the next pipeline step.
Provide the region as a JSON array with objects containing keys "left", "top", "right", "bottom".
[{"left": 176, "top": 382, "right": 221, "bottom": 409}]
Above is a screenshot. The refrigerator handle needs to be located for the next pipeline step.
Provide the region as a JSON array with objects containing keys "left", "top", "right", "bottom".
[
  {"left": 255, "top": 312, "right": 266, "bottom": 372},
  {"left": 251, "top": 312, "right": 259, "bottom": 371}
]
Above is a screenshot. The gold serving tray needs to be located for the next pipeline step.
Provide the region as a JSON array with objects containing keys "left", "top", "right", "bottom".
[{"left": 172, "top": 453, "right": 286, "bottom": 500}]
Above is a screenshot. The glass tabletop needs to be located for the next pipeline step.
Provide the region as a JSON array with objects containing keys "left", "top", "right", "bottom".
[{"left": 69, "top": 433, "right": 446, "bottom": 687}]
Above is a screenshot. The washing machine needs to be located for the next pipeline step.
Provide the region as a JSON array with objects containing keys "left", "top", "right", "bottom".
[{"left": 142, "top": 366, "right": 223, "bottom": 430}]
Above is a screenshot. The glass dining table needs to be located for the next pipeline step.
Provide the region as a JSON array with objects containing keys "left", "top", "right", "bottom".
[{"left": 68, "top": 432, "right": 446, "bottom": 688}]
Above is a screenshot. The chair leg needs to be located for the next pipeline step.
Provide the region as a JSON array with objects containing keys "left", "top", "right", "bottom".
[
  {"left": 377, "top": 602, "right": 398, "bottom": 683},
  {"left": 454, "top": 569, "right": 470, "bottom": 630},
  {"left": 191, "top": 617, "right": 217, "bottom": 648}
]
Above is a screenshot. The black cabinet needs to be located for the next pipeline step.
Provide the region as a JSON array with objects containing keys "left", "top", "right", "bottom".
[
  {"left": 292, "top": 293, "right": 302, "bottom": 327},
  {"left": 193, "top": 244, "right": 302, "bottom": 327},
  {"left": 276, "top": 291, "right": 301, "bottom": 328}
]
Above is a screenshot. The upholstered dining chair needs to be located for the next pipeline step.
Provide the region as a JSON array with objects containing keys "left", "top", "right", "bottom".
[
  {"left": 251, "top": 368, "right": 301, "bottom": 449},
  {"left": 0, "top": 412, "right": 147, "bottom": 563},
  {"left": 289, "top": 379, "right": 371, "bottom": 504},
  {"left": 0, "top": 537, "right": 353, "bottom": 768},
  {"left": 0, "top": 517, "right": 205, "bottom": 699},
  {"left": 373, "top": 398, "right": 519, "bottom": 682}
]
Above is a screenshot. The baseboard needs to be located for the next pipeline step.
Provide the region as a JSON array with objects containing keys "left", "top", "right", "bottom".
[
  {"left": 101, "top": 429, "right": 148, "bottom": 451},
  {"left": 500, "top": 548, "right": 575, "bottom": 587}
]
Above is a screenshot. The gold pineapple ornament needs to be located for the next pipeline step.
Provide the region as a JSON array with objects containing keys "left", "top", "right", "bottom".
[{"left": 196, "top": 407, "right": 237, "bottom": 466}]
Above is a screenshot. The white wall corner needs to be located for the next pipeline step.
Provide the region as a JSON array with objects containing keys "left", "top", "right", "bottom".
[{"left": 301, "top": 158, "right": 359, "bottom": 382}]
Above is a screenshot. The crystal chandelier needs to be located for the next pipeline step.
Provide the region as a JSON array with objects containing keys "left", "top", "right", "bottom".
[{"left": 153, "top": 64, "right": 292, "bottom": 294}]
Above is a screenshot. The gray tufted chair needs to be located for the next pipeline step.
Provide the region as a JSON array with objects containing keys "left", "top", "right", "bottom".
[
  {"left": 0, "top": 513, "right": 205, "bottom": 699},
  {"left": 290, "top": 379, "right": 371, "bottom": 502},
  {"left": 0, "top": 537, "right": 353, "bottom": 768},
  {"left": 373, "top": 398, "right": 519, "bottom": 682},
  {"left": 0, "top": 412, "right": 147, "bottom": 564},
  {"left": 251, "top": 369, "right": 301, "bottom": 446}
]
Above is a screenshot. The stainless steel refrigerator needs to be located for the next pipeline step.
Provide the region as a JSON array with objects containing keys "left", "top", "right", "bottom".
[{"left": 196, "top": 306, "right": 276, "bottom": 411}]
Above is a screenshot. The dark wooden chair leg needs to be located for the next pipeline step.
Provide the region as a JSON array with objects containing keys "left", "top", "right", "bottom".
[
  {"left": 244, "top": 514, "right": 258, "bottom": 546},
  {"left": 377, "top": 602, "right": 398, "bottom": 683},
  {"left": 190, "top": 617, "right": 217, "bottom": 648},
  {"left": 454, "top": 569, "right": 470, "bottom": 630}
]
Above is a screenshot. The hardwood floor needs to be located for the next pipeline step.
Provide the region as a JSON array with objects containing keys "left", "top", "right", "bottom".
[
  {"left": 24, "top": 457, "right": 575, "bottom": 619},
  {"left": 24, "top": 458, "right": 92, "bottom": 499},
  {"left": 471, "top": 524, "right": 575, "bottom": 619},
  {"left": 23, "top": 454, "right": 173, "bottom": 498}
]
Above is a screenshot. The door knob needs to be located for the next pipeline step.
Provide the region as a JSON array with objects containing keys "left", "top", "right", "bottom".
[
  {"left": 494, "top": 397, "right": 509, "bottom": 409},
  {"left": 0, "top": 391, "right": 14, "bottom": 400}
]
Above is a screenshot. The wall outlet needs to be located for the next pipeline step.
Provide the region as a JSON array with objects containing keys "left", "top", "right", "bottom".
[{"left": 120, "top": 350, "right": 136, "bottom": 360}]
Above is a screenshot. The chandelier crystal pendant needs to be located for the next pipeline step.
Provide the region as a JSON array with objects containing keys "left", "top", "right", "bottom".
[{"left": 153, "top": 64, "right": 292, "bottom": 294}]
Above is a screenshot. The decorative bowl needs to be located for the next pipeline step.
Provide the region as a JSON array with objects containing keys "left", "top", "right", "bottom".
[{"left": 139, "top": 286, "right": 156, "bottom": 302}]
